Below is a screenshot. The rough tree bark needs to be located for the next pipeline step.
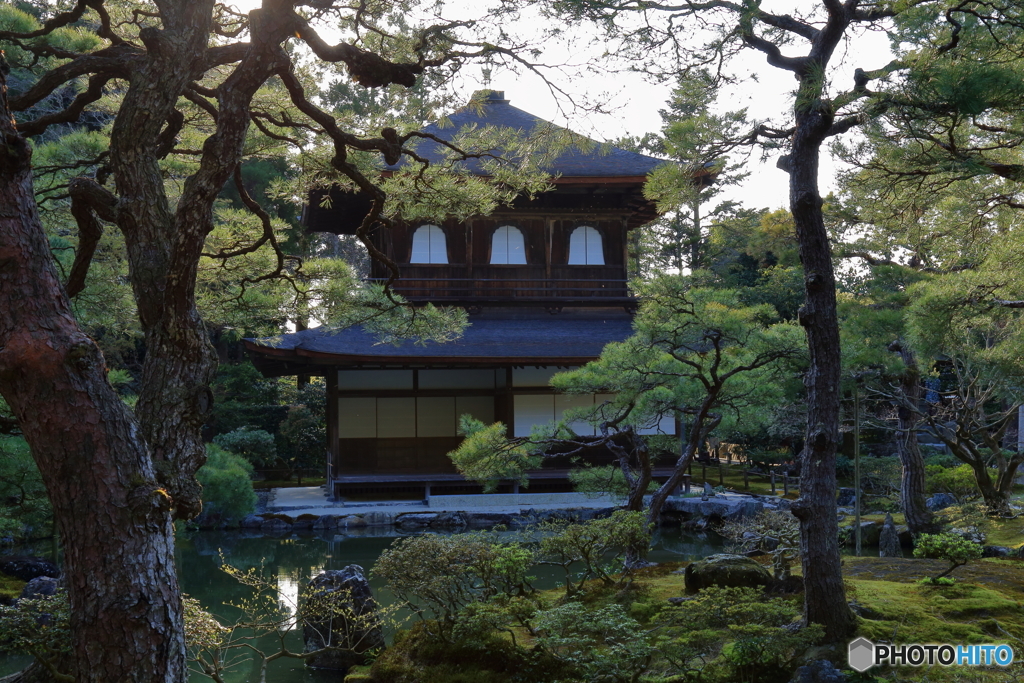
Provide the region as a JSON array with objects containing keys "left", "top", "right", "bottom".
[
  {"left": 888, "top": 341, "right": 938, "bottom": 534},
  {"left": 763, "top": 1, "right": 857, "bottom": 640},
  {"left": 0, "top": 66, "right": 186, "bottom": 683}
]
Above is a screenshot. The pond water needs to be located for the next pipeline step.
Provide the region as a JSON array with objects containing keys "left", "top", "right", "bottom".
[{"left": 2, "top": 527, "right": 726, "bottom": 682}]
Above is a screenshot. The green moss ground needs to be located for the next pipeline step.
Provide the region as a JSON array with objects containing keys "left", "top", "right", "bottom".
[{"left": 0, "top": 572, "right": 26, "bottom": 603}]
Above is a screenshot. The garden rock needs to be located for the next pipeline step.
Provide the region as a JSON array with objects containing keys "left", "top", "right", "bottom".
[
  {"left": 394, "top": 513, "right": 439, "bottom": 529},
  {"left": 302, "top": 565, "right": 384, "bottom": 671},
  {"left": 847, "top": 521, "right": 881, "bottom": 547},
  {"left": 663, "top": 496, "right": 763, "bottom": 522},
  {"left": 0, "top": 556, "right": 59, "bottom": 581},
  {"left": 836, "top": 488, "right": 857, "bottom": 507},
  {"left": 313, "top": 515, "right": 343, "bottom": 530},
  {"left": 20, "top": 576, "right": 58, "bottom": 600},
  {"left": 683, "top": 553, "right": 771, "bottom": 594},
  {"left": 260, "top": 516, "right": 292, "bottom": 533},
  {"left": 341, "top": 515, "right": 367, "bottom": 528},
  {"left": 790, "top": 659, "right": 847, "bottom": 683},
  {"left": 360, "top": 511, "right": 395, "bottom": 526},
  {"left": 982, "top": 546, "right": 1012, "bottom": 558},
  {"left": 950, "top": 526, "right": 986, "bottom": 544},
  {"left": 926, "top": 493, "right": 957, "bottom": 511},
  {"left": 291, "top": 514, "right": 319, "bottom": 530},
  {"left": 879, "top": 513, "right": 902, "bottom": 558},
  {"left": 466, "top": 512, "right": 517, "bottom": 527},
  {"left": 429, "top": 511, "right": 468, "bottom": 529},
  {"left": 240, "top": 514, "right": 264, "bottom": 529}
]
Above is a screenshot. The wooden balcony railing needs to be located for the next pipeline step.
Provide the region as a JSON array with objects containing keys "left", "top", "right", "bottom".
[{"left": 366, "top": 277, "right": 633, "bottom": 302}]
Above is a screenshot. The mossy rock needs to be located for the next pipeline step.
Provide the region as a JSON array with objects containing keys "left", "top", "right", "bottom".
[{"left": 684, "top": 553, "right": 771, "bottom": 594}]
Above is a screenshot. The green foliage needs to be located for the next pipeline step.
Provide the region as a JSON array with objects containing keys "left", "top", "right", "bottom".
[
  {"left": 913, "top": 533, "right": 984, "bottom": 583},
  {"left": 925, "top": 463, "right": 982, "bottom": 500},
  {"left": 538, "top": 510, "right": 651, "bottom": 596},
  {"left": 633, "top": 69, "right": 752, "bottom": 276},
  {"left": 448, "top": 416, "right": 540, "bottom": 491},
  {"left": 652, "top": 586, "right": 823, "bottom": 683},
  {"left": 569, "top": 465, "right": 656, "bottom": 499},
  {"left": 720, "top": 509, "right": 800, "bottom": 580},
  {"left": 372, "top": 532, "right": 537, "bottom": 638},
  {"left": 277, "top": 404, "right": 324, "bottom": 483},
  {"left": 532, "top": 602, "right": 655, "bottom": 682},
  {"left": 0, "top": 591, "right": 72, "bottom": 678},
  {"left": 370, "top": 620, "right": 573, "bottom": 683},
  {"left": 195, "top": 445, "right": 256, "bottom": 524},
  {"left": 0, "top": 436, "right": 52, "bottom": 543},
  {"left": 213, "top": 427, "right": 277, "bottom": 467}
]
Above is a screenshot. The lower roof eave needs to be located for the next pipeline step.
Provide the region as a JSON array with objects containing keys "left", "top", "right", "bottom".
[{"left": 245, "top": 344, "right": 602, "bottom": 377}]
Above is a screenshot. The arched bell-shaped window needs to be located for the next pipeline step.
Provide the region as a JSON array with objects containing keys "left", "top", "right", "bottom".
[
  {"left": 490, "top": 225, "right": 527, "bottom": 264},
  {"left": 409, "top": 224, "right": 448, "bottom": 264},
  {"left": 568, "top": 226, "right": 604, "bottom": 265}
]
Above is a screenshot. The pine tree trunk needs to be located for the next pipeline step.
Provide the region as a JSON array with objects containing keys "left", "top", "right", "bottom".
[
  {"left": 787, "top": 101, "right": 857, "bottom": 642},
  {"left": 891, "top": 344, "right": 937, "bottom": 534},
  {"left": 0, "top": 72, "right": 186, "bottom": 683}
]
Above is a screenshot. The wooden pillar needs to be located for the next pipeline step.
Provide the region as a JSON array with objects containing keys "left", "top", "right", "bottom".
[
  {"left": 771, "top": 471, "right": 776, "bottom": 495},
  {"left": 326, "top": 371, "right": 338, "bottom": 498}
]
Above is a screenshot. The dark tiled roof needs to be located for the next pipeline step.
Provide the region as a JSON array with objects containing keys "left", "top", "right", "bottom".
[
  {"left": 245, "top": 309, "right": 634, "bottom": 375},
  {"left": 388, "top": 90, "right": 666, "bottom": 178}
]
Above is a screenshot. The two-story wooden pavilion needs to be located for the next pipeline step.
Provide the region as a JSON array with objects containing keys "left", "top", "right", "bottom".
[{"left": 246, "top": 91, "right": 682, "bottom": 500}]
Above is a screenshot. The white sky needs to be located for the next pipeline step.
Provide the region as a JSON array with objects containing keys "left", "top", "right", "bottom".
[{"left": 233, "top": 0, "right": 896, "bottom": 212}]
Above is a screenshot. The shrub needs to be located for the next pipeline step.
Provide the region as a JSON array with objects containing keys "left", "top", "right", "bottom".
[
  {"left": 720, "top": 509, "right": 800, "bottom": 580},
  {"left": 277, "top": 404, "right": 324, "bottom": 484},
  {"left": 213, "top": 427, "right": 277, "bottom": 467},
  {"left": 925, "top": 463, "right": 984, "bottom": 501},
  {"left": 196, "top": 445, "right": 256, "bottom": 523},
  {"left": 913, "top": 533, "right": 984, "bottom": 583},
  {"left": 653, "top": 586, "right": 822, "bottom": 683},
  {"left": 0, "top": 591, "right": 72, "bottom": 670},
  {"left": 372, "top": 532, "right": 536, "bottom": 638},
  {"left": 538, "top": 510, "right": 651, "bottom": 595},
  {"left": 532, "top": 602, "right": 655, "bottom": 682}
]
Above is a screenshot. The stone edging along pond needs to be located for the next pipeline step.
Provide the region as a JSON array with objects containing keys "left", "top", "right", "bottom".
[{"left": 225, "top": 494, "right": 788, "bottom": 534}]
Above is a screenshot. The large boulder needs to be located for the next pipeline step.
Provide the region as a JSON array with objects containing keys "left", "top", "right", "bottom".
[
  {"left": 0, "top": 556, "right": 59, "bottom": 581},
  {"left": 302, "top": 565, "right": 384, "bottom": 671},
  {"left": 926, "top": 493, "right": 957, "bottom": 511},
  {"left": 684, "top": 554, "right": 771, "bottom": 594}
]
